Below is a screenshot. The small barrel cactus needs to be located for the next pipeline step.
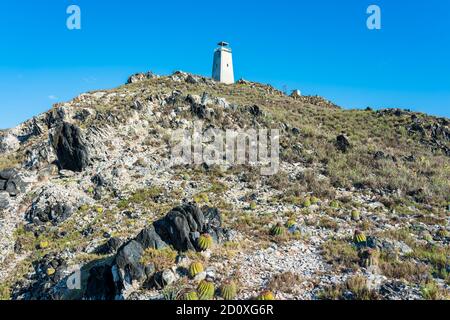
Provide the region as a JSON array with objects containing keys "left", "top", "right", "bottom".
[
  {"left": 189, "top": 262, "right": 204, "bottom": 278},
  {"left": 39, "top": 240, "right": 49, "bottom": 249},
  {"left": 198, "top": 234, "right": 213, "bottom": 251},
  {"left": 285, "top": 219, "right": 296, "bottom": 229},
  {"left": 351, "top": 210, "right": 360, "bottom": 221},
  {"left": 437, "top": 228, "right": 449, "bottom": 238},
  {"left": 197, "top": 280, "right": 215, "bottom": 300},
  {"left": 182, "top": 290, "right": 199, "bottom": 300},
  {"left": 353, "top": 230, "right": 367, "bottom": 245},
  {"left": 270, "top": 223, "right": 286, "bottom": 236},
  {"left": 257, "top": 290, "right": 275, "bottom": 300},
  {"left": 330, "top": 200, "right": 339, "bottom": 208},
  {"left": 310, "top": 196, "right": 320, "bottom": 205},
  {"left": 220, "top": 280, "right": 237, "bottom": 300},
  {"left": 46, "top": 267, "right": 56, "bottom": 276},
  {"left": 302, "top": 198, "right": 312, "bottom": 208}
]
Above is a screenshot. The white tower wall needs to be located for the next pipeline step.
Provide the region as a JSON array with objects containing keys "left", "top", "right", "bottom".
[{"left": 212, "top": 43, "right": 234, "bottom": 84}]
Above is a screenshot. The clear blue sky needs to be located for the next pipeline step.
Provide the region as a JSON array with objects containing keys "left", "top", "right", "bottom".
[{"left": 1, "top": 0, "right": 449, "bottom": 129}]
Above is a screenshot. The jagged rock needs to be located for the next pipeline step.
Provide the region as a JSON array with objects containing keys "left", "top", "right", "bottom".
[
  {"left": 0, "top": 169, "right": 27, "bottom": 196},
  {"left": 114, "top": 240, "right": 146, "bottom": 287},
  {"left": 0, "top": 168, "right": 18, "bottom": 180},
  {"left": 154, "top": 204, "right": 206, "bottom": 252},
  {"left": 51, "top": 122, "right": 90, "bottom": 172},
  {"left": 0, "top": 192, "right": 10, "bottom": 210},
  {"left": 127, "top": 72, "right": 158, "bottom": 84},
  {"left": 248, "top": 105, "right": 262, "bottom": 117},
  {"left": 336, "top": 135, "right": 350, "bottom": 153},
  {"left": 190, "top": 102, "right": 207, "bottom": 119},
  {"left": 0, "top": 132, "right": 20, "bottom": 153},
  {"left": 135, "top": 225, "right": 167, "bottom": 250},
  {"left": 97, "top": 237, "right": 124, "bottom": 255}
]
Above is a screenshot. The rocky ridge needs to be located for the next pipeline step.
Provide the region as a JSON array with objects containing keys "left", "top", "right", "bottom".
[{"left": 0, "top": 71, "right": 448, "bottom": 300}]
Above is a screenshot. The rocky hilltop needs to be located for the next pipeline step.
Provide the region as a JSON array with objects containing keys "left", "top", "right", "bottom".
[{"left": 0, "top": 71, "right": 449, "bottom": 300}]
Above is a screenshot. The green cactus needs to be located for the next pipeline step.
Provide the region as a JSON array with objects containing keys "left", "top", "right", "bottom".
[
  {"left": 220, "top": 280, "right": 237, "bottom": 300},
  {"left": 46, "top": 267, "right": 56, "bottom": 276},
  {"left": 353, "top": 230, "right": 367, "bottom": 245},
  {"left": 302, "top": 198, "right": 311, "bottom": 208},
  {"left": 351, "top": 210, "right": 360, "bottom": 221},
  {"left": 330, "top": 200, "right": 339, "bottom": 209},
  {"left": 182, "top": 291, "right": 199, "bottom": 300},
  {"left": 249, "top": 201, "right": 257, "bottom": 210},
  {"left": 39, "top": 240, "right": 49, "bottom": 249},
  {"left": 189, "top": 262, "right": 204, "bottom": 278},
  {"left": 257, "top": 290, "right": 275, "bottom": 300},
  {"left": 197, "top": 280, "right": 215, "bottom": 300},
  {"left": 310, "top": 196, "right": 320, "bottom": 205},
  {"left": 436, "top": 228, "right": 449, "bottom": 238},
  {"left": 198, "top": 234, "right": 214, "bottom": 251},
  {"left": 270, "top": 223, "right": 286, "bottom": 236}
]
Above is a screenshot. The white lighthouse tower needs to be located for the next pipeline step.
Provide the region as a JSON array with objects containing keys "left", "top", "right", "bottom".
[{"left": 212, "top": 41, "right": 234, "bottom": 84}]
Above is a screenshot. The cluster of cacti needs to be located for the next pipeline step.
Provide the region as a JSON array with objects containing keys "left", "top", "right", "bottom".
[
  {"left": 197, "top": 280, "right": 215, "bottom": 300},
  {"left": 189, "top": 262, "right": 204, "bottom": 278},
  {"left": 353, "top": 230, "right": 367, "bottom": 245},
  {"left": 270, "top": 223, "right": 286, "bottom": 236},
  {"left": 182, "top": 290, "right": 199, "bottom": 300},
  {"left": 351, "top": 210, "right": 360, "bottom": 221},
  {"left": 359, "top": 248, "right": 379, "bottom": 268},
  {"left": 310, "top": 196, "right": 320, "bottom": 205},
  {"left": 198, "top": 234, "right": 214, "bottom": 251},
  {"left": 220, "top": 279, "right": 237, "bottom": 300},
  {"left": 257, "top": 290, "right": 275, "bottom": 300}
]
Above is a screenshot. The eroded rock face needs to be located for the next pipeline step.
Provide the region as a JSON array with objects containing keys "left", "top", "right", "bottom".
[
  {"left": 51, "top": 122, "right": 90, "bottom": 172},
  {"left": 153, "top": 204, "right": 206, "bottom": 252},
  {"left": 25, "top": 184, "right": 91, "bottom": 225}
]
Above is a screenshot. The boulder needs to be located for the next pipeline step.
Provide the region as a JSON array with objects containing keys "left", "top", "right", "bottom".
[
  {"left": 96, "top": 237, "right": 124, "bottom": 255},
  {"left": 336, "top": 135, "right": 350, "bottom": 153},
  {"left": 114, "top": 240, "right": 146, "bottom": 287},
  {"left": 135, "top": 225, "right": 167, "bottom": 250},
  {"left": 85, "top": 264, "right": 116, "bottom": 300},
  {"left": 5, "top": 175, "right": 27, "bottom": 196},
  {"left": 52, "top": 122, "right": 90, "bottom": 172},
  {"left": 153, "top": 204, "right": 206, "bottom": 252}
]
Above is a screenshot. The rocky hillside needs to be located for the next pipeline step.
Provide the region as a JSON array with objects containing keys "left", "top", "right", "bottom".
[{"left": 0, "top": 71, "right": 449, "bottom": 300}]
